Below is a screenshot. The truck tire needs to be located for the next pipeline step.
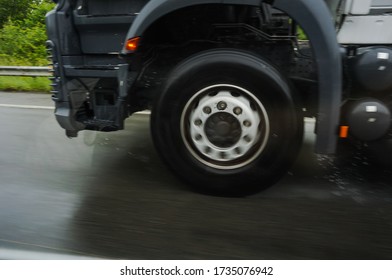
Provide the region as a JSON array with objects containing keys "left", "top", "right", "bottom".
[{"left": 151, "top": 49, "right": 303, "bottom": 196}]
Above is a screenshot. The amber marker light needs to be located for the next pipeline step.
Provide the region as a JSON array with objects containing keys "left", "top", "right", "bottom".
[
  {"left": 125, "top": 37, "right": 141, "bottom": 52},
  {"left": 339, "top": 126, "right": 349, "bottom": 138}
]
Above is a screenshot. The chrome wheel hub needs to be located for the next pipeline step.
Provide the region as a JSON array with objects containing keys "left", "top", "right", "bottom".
[{"left": 181, "top": 84, "right": 270, "bottom": 170}]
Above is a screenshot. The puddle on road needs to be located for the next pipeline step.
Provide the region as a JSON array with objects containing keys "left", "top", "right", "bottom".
[{"left": 315, "top": 147, "right": 392, "bottom": 204}]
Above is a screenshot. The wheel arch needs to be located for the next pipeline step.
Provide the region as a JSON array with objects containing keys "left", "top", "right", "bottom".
[
  {"left": 122, "top": 0, "right": 261, "bottom": 46},
  {"left": 272, "top": 0, "right": 342, "bottom": 154}
]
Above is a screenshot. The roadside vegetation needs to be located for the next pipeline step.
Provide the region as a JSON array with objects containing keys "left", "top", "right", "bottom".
[
  {"left": 0, "top": 1, "right": 307, "bottom": 92},
  {"left": 0, "top": 0, "right": 55, "bottom": 92}
]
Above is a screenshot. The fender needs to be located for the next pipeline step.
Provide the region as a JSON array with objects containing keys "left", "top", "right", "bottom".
[
  {"left": 123, "top": 0, "right": 342, "bottom": 154},
  {"left": 272, "top": 0, "right": 342, "bottom": 154}
]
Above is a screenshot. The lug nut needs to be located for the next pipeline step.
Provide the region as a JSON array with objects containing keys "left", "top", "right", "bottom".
[
  {"left": 203, "top": 107, "right": 212, "bottom": 114},
  {"left": 243, "top": 120, "right": 252, "bottom": 127},
  {"left": 244, "top": 135, "right": 251, "bottom": 143},
  {"left": 195, "top": 134, "right": 202, "bottom": 141},
  {"left": 217, "top": 101, "right": 227, "bottom": 110},
  {"left": 234, "top": 107, "right": 242, "bottom": 115},
  {"left": 194, "top": 119, "right": 202, "bottom": 126}
]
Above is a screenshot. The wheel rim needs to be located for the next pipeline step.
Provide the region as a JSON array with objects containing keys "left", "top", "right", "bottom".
[{"left": 180, "top": 84, "right": 270, "bottom": 170}]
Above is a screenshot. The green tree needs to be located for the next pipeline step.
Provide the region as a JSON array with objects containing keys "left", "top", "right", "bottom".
[
  {"left": 0, "top": 0, "right": 31, "bottom": 28},
  {"left": 0, "top": 0, "right": 55, "bottom": 65}
]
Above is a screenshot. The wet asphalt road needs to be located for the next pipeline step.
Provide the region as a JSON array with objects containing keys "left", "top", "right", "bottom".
[{"left": 0, "top": 92, "right": 392, "bottom": 260}]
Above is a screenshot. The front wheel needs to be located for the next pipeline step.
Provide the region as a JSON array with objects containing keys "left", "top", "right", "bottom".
[{"left": 151, "top": 50, "right": 304, "bottom": 196}]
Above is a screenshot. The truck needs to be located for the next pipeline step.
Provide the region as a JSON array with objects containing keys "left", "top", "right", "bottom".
[{"left": 45, "top": 0, "right": 392, "bottom": 196}]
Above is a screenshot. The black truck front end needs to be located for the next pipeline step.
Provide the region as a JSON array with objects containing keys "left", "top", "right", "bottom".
[{"left": 45, "top": 0, "right": 147, "bottom": 136}]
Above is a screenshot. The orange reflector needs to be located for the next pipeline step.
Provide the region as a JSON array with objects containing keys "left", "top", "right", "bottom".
[
  {"left": 339, "top": 126, "right": 349, "bottom": 138},
  {"left": 125, "top": 37, "right": 141, "bottom": 52}
]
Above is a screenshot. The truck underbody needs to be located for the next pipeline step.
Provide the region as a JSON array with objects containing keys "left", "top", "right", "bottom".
[{"left": 46, "top": 0, "right": 392, "bottom": 195}]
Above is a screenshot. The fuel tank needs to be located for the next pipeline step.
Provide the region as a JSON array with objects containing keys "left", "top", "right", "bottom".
[{"left": 349, "top": 47, "right": 392, "bottom": 92}]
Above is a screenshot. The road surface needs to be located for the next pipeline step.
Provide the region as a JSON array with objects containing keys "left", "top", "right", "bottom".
[{"left": 0, "top": 92, "right": 392, "bottom": 259}]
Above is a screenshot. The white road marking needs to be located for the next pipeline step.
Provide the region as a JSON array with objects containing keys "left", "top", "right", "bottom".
[
  {"left": 0, "top": 103, "right": 152, "bottom": 115},
  {"left": 0, "top": 248, "right": 100, "bottom": 260},
  {"left": 0, "top": 104, "right": 55, "bottom": 110}
]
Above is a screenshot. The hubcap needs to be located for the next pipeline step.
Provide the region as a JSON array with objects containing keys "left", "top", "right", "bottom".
[
  {"left": 181, "top": 84, "right": 270, "bottom": 170},
  {"left": 205, "top": 112, "right": 241, "bottom": 148}
]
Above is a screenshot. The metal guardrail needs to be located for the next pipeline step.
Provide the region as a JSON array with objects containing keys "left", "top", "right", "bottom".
[{"left": 0, "top": 66, "right": 51, "bottom": 77}]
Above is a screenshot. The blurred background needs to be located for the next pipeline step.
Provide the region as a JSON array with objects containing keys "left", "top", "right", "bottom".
[{"left": 0, "top": 0, "right": 54, "bottom": 92}]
